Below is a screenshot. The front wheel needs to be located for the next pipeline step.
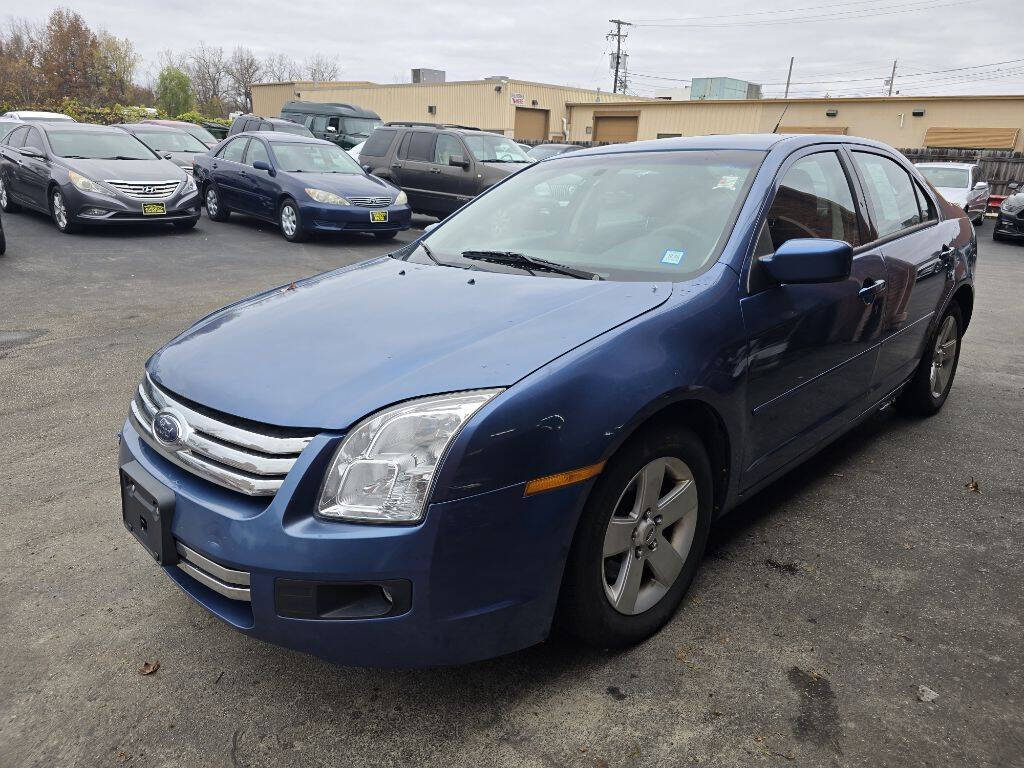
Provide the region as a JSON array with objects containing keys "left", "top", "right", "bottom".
[
  {"left": 558, "top": 425, "right": 713, "bottom": 649},
  {"left": 204, "top": 185, "right": 230, "bottom": 222},
  {"left": 0, "top": 176, "right": 19, "bottom": 212},
  {"left": 278, "top": 199, "right": 306, "bottom": 242},
  {"left": 50, "top": 188, "right": 76, "bottom": 233},
  {"left": 895, "top": 303, "right": 963, "bottom": 417}
]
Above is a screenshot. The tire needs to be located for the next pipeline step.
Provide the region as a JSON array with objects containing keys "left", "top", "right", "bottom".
[
  {"left": 278, "top": 198, "right": 306, "bottom": 242},
  {"left": 558, "top": 425, "right": 713, "bottom": 649},
  {"left": 173, "top": 217, "right": 198, "bottom": 231},
  {"left": 992, "top": 229, "right": 1005, "bottom": 242},
  {"left": 0, "top": 225, "right": 5, "bottom": 256},
  {"left": 50, "top": 188, "right": 77, "bottom": 233},
  {"left": 0, "top": 176, "right": 19, "bottom": 212},
  {"left": 374, "top": 230, "right": 398, "bottom": 241},
  {"left": 895, "top": 302, "right": 963, "bottom": 417},
  {"left": 204, "top": 184, "right": 229, "bottom": 222}
]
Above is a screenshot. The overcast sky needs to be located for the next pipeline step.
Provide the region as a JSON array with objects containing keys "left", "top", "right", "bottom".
[{"left": 10, "top": 0, "right": 1023, "bottom": 98}]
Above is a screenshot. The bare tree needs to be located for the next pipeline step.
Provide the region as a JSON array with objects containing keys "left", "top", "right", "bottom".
[
  {"left": 183, "top": 41, "right": 228, "bottom": 116},
  {"left": 226, "top": 46, "right": 262, "bottom": 112},
  {"left": 261, "top": 52, "right": 303, "bottom": 83},
  {"left": 304, "top": 53, "right": 339, "bottom": 83}
]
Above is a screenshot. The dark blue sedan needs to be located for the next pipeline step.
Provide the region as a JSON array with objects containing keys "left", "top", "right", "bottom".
[
  {"left": 192, "top": 132, "right": 411, "bottom": 242},
  {"left": 119, "top": 134, "right": 975, "bottom": 666}
]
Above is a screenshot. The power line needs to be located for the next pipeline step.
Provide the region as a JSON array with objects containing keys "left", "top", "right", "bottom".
[{"left": 631, "top": 0, "right": 947, "bottom": 23}]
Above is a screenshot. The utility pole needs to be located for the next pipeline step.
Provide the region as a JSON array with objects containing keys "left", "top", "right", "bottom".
[
  {"left": 607, "top": 19, "right": 632, "bottom": 94},
  {"left": 784, "top": 57, "right": 794, "bottom": 99},
  {"left": 887, "top": 59, "right": 898, "bottom": 97}
]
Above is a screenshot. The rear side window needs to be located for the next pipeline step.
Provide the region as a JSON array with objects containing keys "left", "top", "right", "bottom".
[
  {"left": 766, "top": 151, "right": 861, "bottom": 249},
  {"left": 913, "top": 182, "right": 937, "bottom": 222},
  {"left": 852, "top": 152, "right": 922, "bottom": 238},
  {"left": 362, "top": 128, "right": 397, "bottom": 157},
  {"left": 219, "top": 137, "right": 248, "bottom": 162},
  {"left": 406, "top": 132, "right": 435, "bottom": 162},
  {"left": 6, "top": 126, "right": 28, "bottom": 147}
]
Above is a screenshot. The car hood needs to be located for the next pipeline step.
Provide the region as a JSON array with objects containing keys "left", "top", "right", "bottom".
[
  {"left": 62, "top": 157, "right": 185, "bottom": 181},
  {"left": 280, "top": 171, "right": 397, "bottom": 196},
  {"left": 149, "top": 258, "right": 672, "bottom": 429},
  {"left": 481, "top": 161, "right": 531, "bottom": 176},
  {"left": 934, "top": 186, "right": 969, "bottom": 206}
]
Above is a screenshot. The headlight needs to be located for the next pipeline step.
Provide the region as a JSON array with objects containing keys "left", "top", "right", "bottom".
[
  {"left": 305, "top": 188, "right": 350, "bottom": 205},
  {"left": 394, "top": 190, "right": 408, "bottom": 206},
  {"left": 69, "top": 171, "right": 105, "bottom": 194},
  {"left": 182, "top": 174, "right": 197, "bottom": 193},
  {"left": 317, "top": 389, "right": 502, "bottom": 523}
]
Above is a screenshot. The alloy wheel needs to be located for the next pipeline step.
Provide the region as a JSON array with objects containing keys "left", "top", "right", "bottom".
[
  {"left": 52, "top": 191, "right": 68, "bottom": 230},
  {"left": 602, "top": 456, "right": 699, "bottom": 615},
  {"left": 205, "top": 188, "right": 219, "bottom": 217},
  {"left": 0, "top": 178, "right": 7, "bottom": 208},
  {"left": 280, "top": 204, "right": 298, "bottom": 238},
  {"left": 929, "top": 315, "right": 959, "bottom": 399}
]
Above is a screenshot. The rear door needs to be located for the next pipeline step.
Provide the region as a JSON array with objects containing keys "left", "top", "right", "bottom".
[
  {"left": 741, "top": 147, "right": 887, "bottom": 487},
  {"left": 849, "top": 149, "right": 956, "bottom": 397},
  {"left": 394, "top": 131, "right": 437, "bottom": 212},
  {"left": 211, "top": 137, "right": 249, "bottom": 208}
]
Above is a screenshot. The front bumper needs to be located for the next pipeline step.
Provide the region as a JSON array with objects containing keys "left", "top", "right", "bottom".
[
  {"left": 118, "top": 418, "right": 583, "bottom": 667},
  {"left": 65, "top": 183, "right": 201, "bottom": 225},
  {"left": 994, "top": 212, "right": 1024, "bottom": 238},
  {"left": 299, "top": 202, "right": 413, "bottom": 234}
]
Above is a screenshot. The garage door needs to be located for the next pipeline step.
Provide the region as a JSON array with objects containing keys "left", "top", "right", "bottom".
[
  {"left": 514, "top": 108, "right": 549, "bottom": 141},
  {"left": 593, "top": 115, "right": 638, "bottom": 144}
]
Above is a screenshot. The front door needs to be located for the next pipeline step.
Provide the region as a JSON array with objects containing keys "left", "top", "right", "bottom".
[
  {"left": 849, "top": 150, "right": 957, "bottom": 397},
  {"left": 240, "top": 137, "right": 277, "bottom": 218},
  {"left": 20, "top": 128, "right": 51, "bottom": 210},
  {"left": 211, "top": 137, "right": 249, "bottom": 208},
  {"left": 741, "top": 148, "right": 887, "bottom": 487}
]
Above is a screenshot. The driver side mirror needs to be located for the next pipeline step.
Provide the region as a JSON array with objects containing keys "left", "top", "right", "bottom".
[
  {"left": 1009, "top": 182, "right": 1020, "bottom": 191},
  {"left": 759, "top": 238, "right": 852, "bottom": 284},
  {"left": 252, "top": 160, "right": 275, "bottom": 175},
  {"left": 973, "top": 181, "right": 987, "bottom": 189},
  {"left": 18, "top": 146, "right": 45, "bottom": 159},
  {"left": 326, "top": 125, "right": 337, "bottom": 133},
  {"left": 448, "top": 154, "right": 470, "bottom": 169}
]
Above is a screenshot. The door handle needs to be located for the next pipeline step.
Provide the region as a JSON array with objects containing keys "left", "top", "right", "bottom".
[
  {"left": 939, "top": 245, "right": 956, "bottom": 266},
  {"left": 859, "top": 278, "right": 886, "bottom": 303},
  {"left": 390, "top": 163, "right": 401, "bottom": 169},
  {"left": 212, "top": 163, "right": 218, "bottom": 169}
]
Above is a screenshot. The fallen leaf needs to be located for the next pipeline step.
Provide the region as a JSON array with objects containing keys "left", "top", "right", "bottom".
[
  {"left": 917, "top": 685, "right": 939, "bottom": 702},
  {"left": 284, "top": 282, "right": 297, "bottom": 292},
  {"left": 964, "top": 477, "right": 981, "bottom": 494},
  {"left": 138, "top": 660, "right": 160, "bottom": 676},
  {"left": 579, "top": 746, "right": 589, "bottom": 753}
]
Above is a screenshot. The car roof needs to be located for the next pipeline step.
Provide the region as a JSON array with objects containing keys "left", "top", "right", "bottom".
[
  {"left": 562, "top": 133, "right": 900, "bottom": 159},
  {"left": 914, "top": 161, "right": 975, "bottom": 169},
  {"left": 281, "top": 101, "right": 379, "bottom": 119},
  {"left": 238, "top": 131, "right": 325, "bottom": 144},
  {"left": 37, "top": 122, "right": 123, "bottom": 134},
  {"left": 116, "top": 123, "right": 183, "bottom": 132}
]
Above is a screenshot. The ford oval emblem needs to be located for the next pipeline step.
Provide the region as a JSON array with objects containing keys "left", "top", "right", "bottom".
[{"left": 152, "top": 408, "right": 187, "bottom": 449}]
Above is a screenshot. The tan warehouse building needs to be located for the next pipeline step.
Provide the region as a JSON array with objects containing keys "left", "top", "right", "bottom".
[{"left": 251, "top": 79, "right": 648, "bottom": 142}]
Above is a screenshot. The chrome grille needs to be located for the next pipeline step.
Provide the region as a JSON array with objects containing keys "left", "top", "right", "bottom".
[
  {"left": 348, "top": 195, "right": 392, "bottom": 208},
  {"left": 129, "top": 373, "right": 315, "bottom": 496},
  {"left": 105, "top": 180, "right": 181, "bottom": 200},
  {"left": 176, "top": 542, "right": 250, "bottom": 601}
]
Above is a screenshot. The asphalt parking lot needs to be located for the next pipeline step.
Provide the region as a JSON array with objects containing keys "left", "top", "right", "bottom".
[{"left": 1, "top": 208, "right": 1021, "bottom": 768}]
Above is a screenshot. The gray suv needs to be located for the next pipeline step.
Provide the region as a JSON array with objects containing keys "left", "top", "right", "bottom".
[{"left": 358, "top": 123, "right": 532, "bottom": 218}]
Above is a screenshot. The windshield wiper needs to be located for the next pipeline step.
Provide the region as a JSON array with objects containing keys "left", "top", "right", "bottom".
[
  {"left": 102, "top": 155, "right": 147, "bottom": 160},
  {"left": 461, "top": 250, "right": 601, "bottom": 280}
]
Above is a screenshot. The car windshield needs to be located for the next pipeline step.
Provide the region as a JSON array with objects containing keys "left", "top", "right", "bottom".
[
  {"left": 918, "top": 166, "right": 969, "bottom": 189},
  {"left": 183, "top": 124, "right": 218, "bottom": 144},
  {"left": 275, "top": 122, "right": 314, "bottom": 137},
  {"left": 133, "top": 129, "right": 208, "bottom": 153},
  {"left": 271, "top": 142, "right": 363, "bottom": 173},
  {"left": 343, "top": 117, "right": 382, "bottom": 137},
  {"left": 417, "top": 149, "right": 765, "bottom": 281},
  {"left": 528, "top": 145, "right": 571, "bottom": 160},
  {"left": 463, "top": 134, "right": 532, "bottom": 163},
  {"left": 46, "top": 130, "right": 155, "bottom": 160}
]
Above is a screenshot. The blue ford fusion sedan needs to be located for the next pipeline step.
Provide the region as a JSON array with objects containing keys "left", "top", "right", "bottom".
[
  {"left": 120, "top": 134, "right": 975, "bottom": 667},
  {"left": 192, "top": 132, "right": 411, "bottom": 242}
]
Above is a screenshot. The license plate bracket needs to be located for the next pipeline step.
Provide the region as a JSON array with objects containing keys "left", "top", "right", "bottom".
[
  {"left": 121, "top": 460, "right": 177, "bottom": 565},
  {"left": 370, "top": 209, "right": 388, "bottom": 223},
  {"left": 142, "top": 202, "right": 166, "bottom": 216}
]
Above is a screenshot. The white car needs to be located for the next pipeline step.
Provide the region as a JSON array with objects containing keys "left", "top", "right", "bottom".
[
  {"left": 915, "top": 162, "right": 988, "bottom": 226},
  {"left": 1, "top": 110, "right": 75, "bottom": 123}
]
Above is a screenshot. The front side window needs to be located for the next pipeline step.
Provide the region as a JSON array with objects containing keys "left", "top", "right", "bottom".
[
  {"left": 246, "top": 139, "right": 270, "bottom": 167},
  {"left": 270, "top": 142, "right": 363, "bottom": 174},
  {"left": 853, "top": 152, "right": 923, "bottom": 238},
  {"left": 311, "top": 116, "right": 328, "bottom": 133},
  {"left": 434, "top": 134, "right": 464, "bottom": 165},
  {"left": 219, "top": 138, "right": 248, "bottom": 162},
  {"left": 46, "top": 130, "right": 154, "bottom": 160},
  {"left": 463, "top": 134, "right": 531, "bottom": 163},
  {"left": 417, "top": 149, "right": 765, "bottom": 282},
  {"left": 765, "top": 151, "right": 861, "bottom": 249},
  {"left": 23, "top": 128, "right": 46, "bottom": 153}
]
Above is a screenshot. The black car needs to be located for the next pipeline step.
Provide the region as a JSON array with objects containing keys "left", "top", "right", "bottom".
[
  {"left": 114, "top": 123, "right": 209, "bottom": 176},
  {"left": 279, "top": 100, "right": 382, "bottom": 149},
  {"left": 526, "top": 143, "right": 584, "bottom": 161},
  {"left": 993, "top": 182, "right": 1024, "bottom": 242},
  {"left": 359, "top": 122, "right": 532, "bottom": 218},
  {"left": 228, "top": 114, "right": 314, "bottom": 139},
  {"left": 0, "top": 209, "right": 5, "bottom": 255},
  {"left": 0, "top": 123, "right": 199, "bottom": 233}
]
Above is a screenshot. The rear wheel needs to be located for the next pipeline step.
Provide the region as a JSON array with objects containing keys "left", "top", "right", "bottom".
[
  {"left": 204, "top": 185, "right": 229, "bottom": 222},
  {"left": 0, "top": 176, "right": 19, "bottom": 212},
  {"left": 895, "top": 303, "right": 963, "bottom": 417},
  {"left": 279, "top": 198, "right": 306, "bottom": 242},
  {"left": 559, "top": 425, "right": 712, "bottom": 649},
  {"left": 50, "top": 188, "right": 76, "bottom": 234}
]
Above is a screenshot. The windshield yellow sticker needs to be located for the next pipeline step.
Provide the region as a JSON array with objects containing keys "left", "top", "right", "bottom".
[
  {"left": 662, "top": 249, "right": 685, "bottom": 265},
  {"left": 714, "top": 175, "right": 739, "bottom": 191},
  {"left": 370, "top": 210, "right": 388, "bottom": 223},
  {"left": 142, "top": 203, "right": 166, "bottom": 216}
]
